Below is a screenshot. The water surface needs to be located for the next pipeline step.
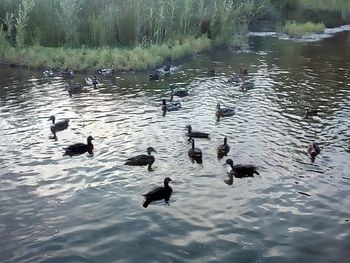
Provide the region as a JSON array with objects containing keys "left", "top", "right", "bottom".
[{"left": 0, "top": 30, "right": 350, "bottom": 262}]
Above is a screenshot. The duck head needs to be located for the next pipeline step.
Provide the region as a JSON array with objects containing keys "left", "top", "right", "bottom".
[
  {"left": 224, "top": 158, "right": 234, "bottom": 168},
  {"left": 162, "top": 99, "right": 167, "bottom": 105},
  {"left": 185, "top": 125, "right": 192, "bottom": 133},
  {"left": 164, "top": 177, "right": 172, "bottom": 186},
  {"left": 147, "top": 147, "right": 157, "bottom": 155},
  {"left": 216, "top": 103, "right": 221, "bottom": 110},
  {"left": 87, "top": 136, "right": 94, "bottom": 143},
  {"left": 48, "top": 115, "right": 56, "bottom": 124}
]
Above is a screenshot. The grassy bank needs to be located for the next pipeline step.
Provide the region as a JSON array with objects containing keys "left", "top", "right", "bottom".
[
  {"left": 0, "top": 0, "right": 259, "bottom": 71},
  {"left": 0, "top": 36, "right": 215, "bottom": 71},
  {"left": 279, "top": 21, "right": 325, "bottom": 37}
]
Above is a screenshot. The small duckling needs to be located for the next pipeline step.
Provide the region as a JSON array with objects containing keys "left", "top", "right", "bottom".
[
  {"left": 63, "top": 136, "right": 94, "bottom": 157},
  {"left": 143, "top": 177, "right": 173, "bottom": 208},
  {"left": 217, "top": 137, "right": 230, "bottom": 159}
]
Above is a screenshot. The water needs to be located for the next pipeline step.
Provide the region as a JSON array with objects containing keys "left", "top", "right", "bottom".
[{"left": 1, "top": 31, "right": 350, "bottom": 263}]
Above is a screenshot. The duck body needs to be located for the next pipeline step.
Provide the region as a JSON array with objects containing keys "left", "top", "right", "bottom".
[
  {"left": 186, "top": 125, "right": 209, "bottom": 139},
  {"left": 48, "top": 115, "right": 69, "bottom": 133},
  {"left": 149, "top": 70, "right": 160, "bottom": 80},
  {"left": 125, "top": 147, "right": 157, "bottom": 169},
  {"left": 188, "top": 139, "right": 202, "bottom": 159},
  {"left": 225, "top": 158, "right": 259, "bottom": 178},
  {"left": 64, "top": 136, "right": 94, "bottom": 156},
  {"left": 216, "top": 103, "right": 235, "bottom": 118},
  {"left": 143, "top": 177, "right": 173, "bottom": 208},
  {"left": 85, "top": 76, "right": 99, "bottom": 87},
  {"left": 305, "top": 108, "right": 318, "bottom": 117},
  {"left": 43, "top": 69, "right": 54, "bottom": 77},
  {"left": 162, "top": 99, "right": 181, "bottom": 112},
  {"left": 98, "top": 67, "right": 115, "bottom": 76},
  {"left": 60, "top": 68, "right": 74, "bottom": 78},
  {"left": 217, "top": 137, "right": 230, "bottom": 158},
  {"left": 308, "top": 142, "right": 321, "bottom": 158}
]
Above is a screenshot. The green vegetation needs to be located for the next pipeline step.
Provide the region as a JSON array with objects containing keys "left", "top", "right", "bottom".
[
  {"left": 0, "top": 0, "right": 267, "bottom": 70},
  {"left": 297, "top": 0, "right": 350, "bottom": 12},
  {"left": 279, "top": 21, "right": 325, "bottom": 37}
]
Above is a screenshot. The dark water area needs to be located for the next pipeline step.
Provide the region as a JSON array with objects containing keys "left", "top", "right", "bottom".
[{"left": 0, "top": 30, "right": 350, "bottom": 262}]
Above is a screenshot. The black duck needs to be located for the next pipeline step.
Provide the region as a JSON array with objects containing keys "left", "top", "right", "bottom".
[
  {"left": 308, "top": 142, "right": 321, "bottom": 162},
  {"left": 217, "top": 137, "right": 230, "bottom": 158},
  {"left": 143, "top": 177, "right": 173, "bottom": 208},
  {"left": 185, "top": 125, "right": 209, "bottom": 140},
  {"left": 224, "top": 158, "right": 259, "bottom": 178},
  {"left": 125, "top": 147, "right": 157, "bottom": 170},
  {"left": 63, "top": 136, "right": 94, "bottom": 156}
]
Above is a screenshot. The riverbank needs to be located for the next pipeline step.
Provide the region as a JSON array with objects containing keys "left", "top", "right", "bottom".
[{"left": 0, "top": 36, "right": 218, "bottom": 72}]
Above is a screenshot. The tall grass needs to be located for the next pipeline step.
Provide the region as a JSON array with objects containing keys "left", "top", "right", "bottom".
[
  {"left": 0, "top": 0, "right": 263, "bottom": 48},
  {"left": 279, "top": 20, "right": 325, "bottom": 36}
]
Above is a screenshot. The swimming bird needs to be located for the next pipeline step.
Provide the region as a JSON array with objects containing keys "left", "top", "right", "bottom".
[
  {"left": 162, "top": 98, "right": 181, "bottom": 112},
  {"left": 125, "top": 147, "right": 157, "bottom": 171},
  {"left": 207, "top": 69, "right": 215, "bottom": 77},
  {"left": 60, "top": 68, "right": 74, "bottom": 78},
  {"left": 188, "top": 139, "right": 202, "bottom": 159},
  {"left": 85, "top": 76, "right": 99, "bottom": 88},
  {"left": 224, "top": 158, "right": 259, "bottom": 178},
  {"left": 68, "top": 82, "right": 83, "bottom": 96},
  {"left": 239, "top": 80, "right": 254, "bottom": 92},
  {"left": 185, "top": 125, "right": 209, "bottom": 140},
  {"left": 149, "top": 70, "right": 160, "bottom": 80},
  {"left": 227, "top": 73, "right": 241, "bottom": 83},
  {"left": 216, "top": 103, "right": 235, "bottom": 119},
  {"left": 170, "top": 85, "right": 189, "bottom": 97},
  {"left": 98, "top": 66, "right": 115, "bottom": 76},
  {"left": 217, "top": 137, "right": 230, "bottom": 159},
  {"left": 48, "top": 115, "right": 69, "bottom": 132},
  {"left": 43, "top": 69, "right": 54, "bottom": 77},
  {"left": 308, "top": 142, "right": 321, "bottom": 162},
  {"left": 163, "top": 61, "right": 171, "bottom": 73},
  {"left": 143, "top": 177, "right": 173, "bottom": 208},
  {"left": 63, "top": 136, "right": 94, "bottom": 157},
  {"left": 305, "top": 108, "right": 318, "bottom": 117}
]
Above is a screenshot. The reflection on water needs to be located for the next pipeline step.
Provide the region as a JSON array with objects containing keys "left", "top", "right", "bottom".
[{"left": 0, "top": 31, "right": 350, "bottom": 262}]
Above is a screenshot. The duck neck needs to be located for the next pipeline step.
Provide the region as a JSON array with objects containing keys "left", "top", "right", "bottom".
[{"left": 191, "top": 140, "right": 195, "bottom": 149}]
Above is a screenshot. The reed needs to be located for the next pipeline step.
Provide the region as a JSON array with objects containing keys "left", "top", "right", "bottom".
[{"left": 279, "top": 20, "right": 325, "bottom": 36}]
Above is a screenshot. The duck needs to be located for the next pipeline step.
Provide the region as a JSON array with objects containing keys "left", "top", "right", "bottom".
[
  {"left": 240, "top": 68, "right": 248, "bottom": 76},
  {"left": 227, "top": 73, "right": 241, "bottom": 83},
  {"left": 308, "top": 142, "right": 321, "bottom": 162},
  {"left": 239, "top": 80, "right": 254, "bottom": 92},
  {"left": 149, "top": 70, "right": 160, "bottom": 80},
  {"left": 68, "top": 82, "right": 83, "bottom": 96},
  {"left": 60, "top": 68, "right": 74, "bottom": 78},
  {"left": 188, "top": 139, "right": 202, "bottom": 159},
  {"left": 170, "top": 85, "right": 189, "bottom": 97},
  {"left": 163, "top": 61, "right": 171, "bottom": 73},
  {"left": 162, "top": 98, "right": 181, "bottom": 112},
  {"left": 143, "top": 177, "right": 173, "bottom": 208},
  {"left": 185, "top": 125, "right": 209, "bottom": 139},
  {"left": 224, "top": 158, "right": 259, "bottom": 178},
  {"left": 216, "top": 103, "right": 235, "bottom": 119},
  {"left": 98, "top": 66, "right": 115, "bottom": 76},
  {"left": 207, "top": 69, "right": 215, "bottom": 77},
  {"left": 43, "top": 69, "right": 54, "bottom": 77},
  {"left": 63, "top": 136, "right": 94, "bottom": 156},
  {"left": 125, "top": 147, "right": 157, "bottom": 171},
  {"left": 217, "top": 137, "right": 230, "bottom": 158},
  {"left": 85, "top": 76, "right": 99, "bottom": 88},
  {"left": 305, "top": 108, "right": 318, "bottom": 117},
  {"left": 48, "top": 115, "right": 69, "bottom": 132}
]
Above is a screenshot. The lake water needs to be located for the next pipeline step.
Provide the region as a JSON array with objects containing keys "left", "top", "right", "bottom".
[{"left": 0, "top": 29, "right": 349, "bottom": 262}]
